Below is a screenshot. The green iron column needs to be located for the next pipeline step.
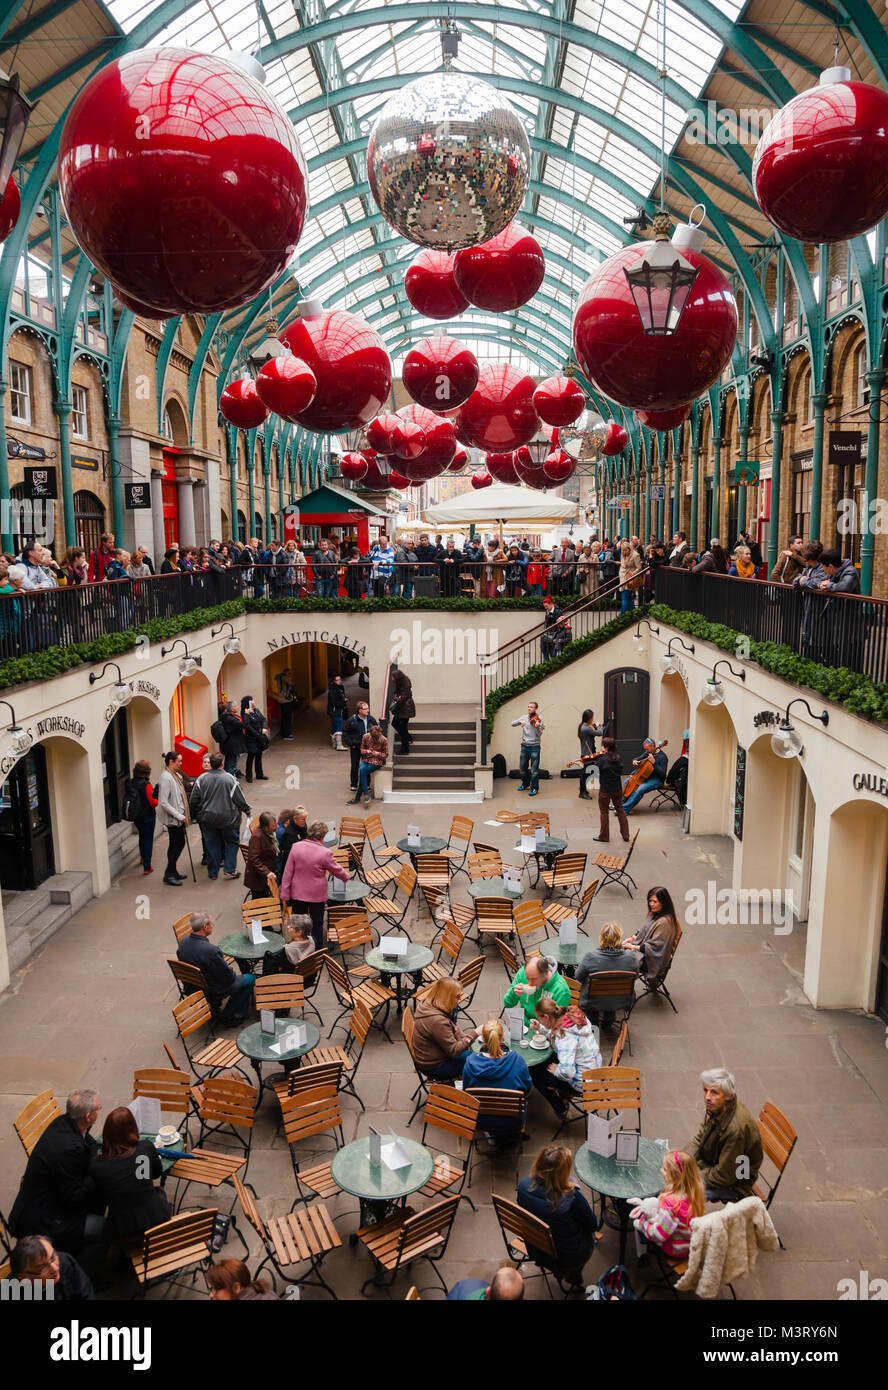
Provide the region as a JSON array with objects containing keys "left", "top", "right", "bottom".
[
  {"left": 736, "top": 424, "right": 749, "bottom": 538},
  {"left": 767, "top": 403, "right": 785, "bottom": 573},
  {"left": 643, "top": 448, "right": 651, "bottom": 542},
  {"left": 246, "top": 456, "right": 256, "bottom": 541},
  {"left": 632, "top": 459, "right": 640, "bottom": 536},
  {"left": 810, "top": 391, "right": 829, "bottom": 541},
  {"left": 0, "top": 381, "right": 10, "bottom": 551},
  {"left": 710, "top": 424, "right": 722, "bottom": 541},
  {"left": 263, "top": 458, "right": 272, "bottom": 541},
  {"left": 860, "top": 365, "right": 885, "bottom": 595},
  {"left": 228, "top": 429, "right": 238, "bottom": 541},
  {"left": 55, "top": 399, "right": 75, "bottom": 548},
  {"left": 108, "top": 413, "right": 124, "bottom": 540},
  {"left": 672, "top": 426, "right": 682, "bottom": 537},
  {"left": 657, "top": 435, "right": 666, "bottom": 539}
]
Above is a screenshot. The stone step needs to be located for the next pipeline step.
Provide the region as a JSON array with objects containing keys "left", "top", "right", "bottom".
[
  {"left": 2, "top": 886, "right": 52, "bottom": 932},
  {"left": 393, "top": 773, "right": 476, "bottom": 788},
  {"left": 394, "top": 753, "right": 471, "bottom": 767},
  {"left": 48, "top": 870, "right": 94, "bottom": 914},
  {"left": 7, "top": 902, "right": 73, "bottom": 973},
  {"left": 409, "top": 723, "right": 476, "bottom": 733},
  {"left": 383, "top": 789, "right": 484, "bottom": 805}
]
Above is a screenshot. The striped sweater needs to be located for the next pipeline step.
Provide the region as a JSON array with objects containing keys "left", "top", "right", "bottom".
[{"left": 634, "top": 1194, "right": 694, "bottom": 1259}]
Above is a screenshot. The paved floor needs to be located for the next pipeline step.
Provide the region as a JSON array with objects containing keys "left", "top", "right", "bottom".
[{"left": 1, "top": 683, "right": 885, "bottom": 1302}]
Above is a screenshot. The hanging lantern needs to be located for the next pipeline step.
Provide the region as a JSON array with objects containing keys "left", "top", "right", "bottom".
[
  {"left": 58, "top": 48, "right": 307, "bottom": 316},
  {"left": 542, "top": 448, "right": 576, "bottom": 484},
  {"left": 752, "top": 66, "right": 888, "bottom": 243},
  {"left": 279, "top": 308, "right": 391, "bottom": 432},
  {"left": 622, "top": 212, "right": 699, "bottom": 336},
  {"left": 365, "top": 413, "right": 406, "bottom": 455},
  {"left": 250, "top": 314, "right": 289, "bottom": 371},
  {"left": 220, "top": 378, "right": 267, "bottom": 429},
  {"left": 404, "top": 249, "right": 470, "bottom": 319},
  {"left": 533, "top": 374, "right": 586, "bottom": 427},
  {"left": 514, "top": 440, "right": 550, "bottom": 489},
  {"left": 600, "top": 421, "right": 630, "bottom": 455},
  {"left": 367, "top": 71, "right": 529, "bottom": 249},
  {"left": 453, "top": 222, "right": 545, "bottom": 311},
  {"left": 402, "top": 336, "right": 479, "bottom": 411},
  {"left": 255, "top": 356, "right": 317, "bottom": 420},
  {"left": 485, "top": 451, "right": 521, "bottom": 484},
  {"left": 0, "top": 74, "right": 33, "bottom": 200},
  {"left": 0, "top": 177, "right": 20, "bottom": 244},
  {"left": 572, "top": 214, "right": 737, "bottom": 411},
  {"left": 635, "top": 403, "right": 692, "bottom": 431},
  {"left": 339, "top": 450, "right": 369, "bottom": 482},
  {"left": 471, "top": 470, "right": 493, "bottom": 489},
  {"left": 458, "top": 363, "right": 540, "bottom": 451}
]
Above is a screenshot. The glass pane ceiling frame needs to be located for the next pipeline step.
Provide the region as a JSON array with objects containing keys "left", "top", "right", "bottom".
[{"left": 101, "top": 0, "right": 749, "bottom": 374}]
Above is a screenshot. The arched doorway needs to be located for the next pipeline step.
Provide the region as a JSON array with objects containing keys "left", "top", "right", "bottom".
[
  {"left": 254, "top": 511, "right": 264, "bottom": 545},
  {"left": 691, "top": 699, "right": 738, "bottom": 837},
  {"left": 659, "top": 672, "right": 690, "bottom": 755},
  {"left": 101, "top": 706, "right": 130, "bottom": 826},
  {"left": 161, "top": 451, "right": 179, "bottom": 549},
  {"left": 0, "top": 743, "right": 54, "bottom": 890},
  {"left": 73, "top": 489, "right": 105, "bottom": 555},
  {"left": 810, "top": 799, "right": 888, "bottom": 1011},
  {"left": 237, "top": 510, "right": 247, "bottom": 544},
  {"left": 263, "top": 641, "right": 366, "bottom": 741},
  {"left": 604, "top": 666, "right": 649, "bottom": 767},
  {"left": 169, "top": 669, "right": 214, "bottom": 750}
]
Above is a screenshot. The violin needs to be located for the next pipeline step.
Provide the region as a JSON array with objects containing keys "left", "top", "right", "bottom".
[{"left": 621, "top": 739, "right": 668, "bottom": 801}]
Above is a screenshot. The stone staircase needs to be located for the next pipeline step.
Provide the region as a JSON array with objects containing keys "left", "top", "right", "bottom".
[
  {"left": 386, "top": 710, "right": 482, "bottom": 804},
  {"left": 3, "top": 870, "right": 94, "bottom": 974}
]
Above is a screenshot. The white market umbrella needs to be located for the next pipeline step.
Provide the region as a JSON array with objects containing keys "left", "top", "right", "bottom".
[{"left": 422, "top": 483, "right": 578, "bottom": 542}]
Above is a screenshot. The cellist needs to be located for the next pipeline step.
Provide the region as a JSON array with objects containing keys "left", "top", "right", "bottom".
[{"left": 622, "top": 737, "right": 669, "bottom": 813}]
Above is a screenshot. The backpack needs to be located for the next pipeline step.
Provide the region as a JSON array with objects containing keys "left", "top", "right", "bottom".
[
  {"left": 491, "top": 753, "right": 507, "bottom": 779},
  {"left": 587, "top": 1264, "right": 636, "bottom": 1300},
  {"left": 121, "top": 778, "right": 140, "bottom": 822},
  {"left": 210, "top": 718, "right": 226, "bottom": 745}
]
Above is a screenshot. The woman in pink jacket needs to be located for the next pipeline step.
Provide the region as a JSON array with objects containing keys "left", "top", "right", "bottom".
[{"left": 280, "top": 820, "right": 348, "bottom": 949}]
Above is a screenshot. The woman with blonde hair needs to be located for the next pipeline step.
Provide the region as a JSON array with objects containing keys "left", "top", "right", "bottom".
[
  {"left": 631, "top": 1149, "right": 705, "bottom": 1260},
  {"left": 461, "top": 1018, "right": 532, "bottom": 1143},
  {"left": 517, "top": 1144, "right": 600, "bottom": 1285},
  {"left": 618, "top": 539, "right": 643, "bottom": 614},
  {"left": 412, "top": 976, "right": 480, "bottom": 1080}
]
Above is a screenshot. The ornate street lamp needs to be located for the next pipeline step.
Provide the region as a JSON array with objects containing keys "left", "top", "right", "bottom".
[
  {"left": 0, "top": 73, "right": 34, "bottom": 196},
  {"left": 623, "top": 212, "right": 699, "bottom": 336},
  {"left": 88, "top": 661, "right": 133, "bottom": 706}
]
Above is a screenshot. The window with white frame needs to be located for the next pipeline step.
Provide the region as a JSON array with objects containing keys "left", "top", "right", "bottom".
[
  {"left": 854, "top": 343, "right": 870, "bottom": 409},
  {"left": 71, "top": 384, "right": 89, "bottom": 439},
  {"left": 9, "top": 362, "right": 31, "bottom": 423}
]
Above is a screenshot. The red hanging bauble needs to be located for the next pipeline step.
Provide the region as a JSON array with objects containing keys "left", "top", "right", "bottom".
[
  {"left": 634, "top": 404, "right": 691, "bottom": 431},
  {"left": 752, "top": 67, "right": 888, "bottom": 243},
  {"left": 114, "top": 286, "right": 168, "bottom": 318},
  {"left": 542, "top": 448, "right": 576, "bottom": 483},
  {"left": 396, "top": 404, "right": 457, "bottom": 466},
  {"left": 390, "top": 420, "right": 427, "bottom": 461},
  {"left": 485, "top": 451, "right": 521, "bottom": 485},
  {"left": 514, "top": 445, "right": 550, "bottom": 489},
  {"left": 255, "top": 356, "right": 317, "bottom": 420},
  {"left": 404, "top": 249, "right": 470, "bottom": 319},
  {"left": 388, "top": 469, "right": 410, "bottom": 488},
  {"left": 58, "top": 47, "right": 307, "bottom": 316},
  {"left": 0, "top": 178, "right": 20, "bottom": 243},
  {"left": 365, "top": 413, "right": 405, "bottom": 455},
  {"left": 279, "top": 309, "right": 392, "bottom": 432},
  {"left": 572, "top": 223, "right": 737, "bottom": 411},
  {"left": 458, "top": 363, "right": 540, "bottom": 451},
  {"left": 447, "top": 446, "right": 470, "bottom": 472},
  {"left": 219, "top": 378, "right": 267, "bottom": 430},
  {"left": 471, "top": 471, "right": 493, "bottom": 490},
  {"left": 453, "top": 222, "right": 545, "bottom": 312},
  {"left": 402, "top": 335, "right": 479, "bottom": 411},
  {"left": 600, "top": 421, "right": 630, "bottom": 454},
  {"left": 339, "top": 451, "right": 369, "bottom": 482},
  {"left": 532, "top": 374, "right": 586, "bottom": 427}
]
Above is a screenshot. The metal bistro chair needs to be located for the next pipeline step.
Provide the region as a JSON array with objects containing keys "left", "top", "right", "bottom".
[
  {"left": 464, "top": 1088, "right": 528, "bottom": 1180},
  {"left": 512, "top": 900, "right": 548, "bottom": 959},
  {"left": 280, "top": 1081, "right": 346, "bottom": 1207},
  {"left": 302, "top": 1004, "right": 372, "bottom": 1110},
  {"left": 418, "top": 1085, "right": 481, "bottom": 1211},
  {"left": 128, "top": 1208, "right": 218, "bottom": 1298},
  {"left": 491, "top": 1194, "right": 577, "bottom": 1299},
  {"left": 356, "top": 1195, "right": 461, "bottom": 1298},
  {"left": 752, "top": 1102, "right": 798, "bottom": 1247},
  {"left": 402, "top": 1004, "right": 437, "bottom": 1127},
  {"left": 417, "top": 921, "right": 466, "bottom": 993},
  {"left": 592, "top": 829, "right": 640, "bottom": 898},
  {"left": 240, "top": 893, "right": 285, "bottom": 936},
  {"left": 170, "top": 992, "right": 251, "bottom": 1082},
  {"left": 475, "top": 897, "right": 514, "bottom": 946},
  {"left": 253, "top": 973, "right": 305, "bottom": 1017},
  {"left": 330, "top": 912, "right": 380, "bottom": 979},
  {"left": 323, "top": 953, "right": 396, "bottom": 1041},
  {"left": 339, "top": 816, "right": 368, "bottom": 863},
  {"left": 362, "top": 862, "right": 417, "bottom": 936},
  {"left": 454, "top": 955, "right": 485, "bottom": 1027},
  {"left": 364, "top": 813, "right": 406, "bottom": 866},
  {"left": 543, "top": 878, "right": 599, "bottom": 930},
  {"left": 540, "top": 853, "right": 587, "bottom": 906},
  {"left": 132, "top": 1068, "right": 194, "bottom": 1139},
  {"left": 292, "top": 948, "right": 328, "bottom": 1027},
  {"left": 634, "top": 922, "right": 683, "bottom": 1014},
  {"left": 440, "top": 815, "right": 474, "bottom": 881},
  {"left": 233, "top": 1174, "right": 341, "bottom": 1299},
  {"left": 467, "top": 850, "right": 503, "bottom": 881},
  {"left": 581, "top": 971, "right": 638, "bottom": 1044},
  {"left": 415, "top": 854, "right": 452, "bottom": 902}
]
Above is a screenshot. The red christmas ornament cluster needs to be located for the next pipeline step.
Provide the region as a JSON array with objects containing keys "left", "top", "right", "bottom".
[
  {"left": 58, "top": 47, "right": 308, "bottom": 317},
  {"left": 448, "top": 446, "right": 470, "bottom": 472},
  {"left": 514, "top": 445, "right": 549, "bottom": 489},
  {"left": 458, "top": 363, "right": 541, "bottom": 451},
  {"left": 403, "top": 336, "right": 479, "bottom": 411},
  {"left": 453, "top": 222, "right": 545, "bottom": 312},
  {"left": 255, "top": 356, "right": 317, "bottom": 421},
  {"left": 220, "top": 379, "right": 267, "bottom": 430},
  {"left": 394, "top": 404, "right": 457, "bottom": 479},
  {"left": 279, "top": 309, "right": 392, "bottom": 432},
  {"left": 542, "top": 448, "right": 575, "bottom": 484},
  {"left": 365, "top": 413, "right": 406, "bottom": 455},
  {"left": 404, "top": 249, "right": 470, "bottom": 319},
  {"left": 485, "top": 451, "right": 521, "bottom": 484},
  {"left": 533, "top": 375, "right": 586, "bottom": 427},
  {"left": 752, "top": 69, "right": 888, "bottom": 244}
]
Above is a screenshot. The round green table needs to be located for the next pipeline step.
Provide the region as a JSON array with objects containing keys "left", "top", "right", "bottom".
[
  {"left": 331, "top": 1134, "right": 434, "bottom": 1233},
  {"left": 397, "top": 835, "right": 447, "bottom": 863},
  {"left": 514, "top": 835, "right": 568, "bottom": 886},
  {"left": 327, "top": 879, "right": 371, "bottom": 904},
  {"left": 470, "top": 1033, "right": 552, "bottom": 1068},
  {"left": 236, "top": 1017, "right": 320, "bottom": 1094},
  {"left": 539, "top": 933, "right": 593, "bottom": 976},
  {"left": 467, "top": 875, "right": 524, "bottom": 902},
  {"left": 365, "top": 943, "right": 434, "bottom": 1015},
  {"left": 573, "top": 1136, "right": 665, "bottom": 1265},
  {"left": 218, "top": 929, "right": 283, "bottom": 975}
]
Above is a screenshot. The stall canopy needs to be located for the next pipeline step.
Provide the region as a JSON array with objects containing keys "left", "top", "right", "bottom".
[
  {"left": 284, "top": 483, "right": 389, "bottom": 551},
  {"left": 422, "top": 485, "right": 579, "bottom": 532}
]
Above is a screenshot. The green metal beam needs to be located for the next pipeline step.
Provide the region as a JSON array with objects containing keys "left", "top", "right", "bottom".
[
  {"left": 188, "top": 313, "right": 223, "bottom": 430},
  {"left": 155, "top": 318, "right": 180, "bottom": 432},
  {"left": 0, "top": 0, "right": 86, "bottom": 49}
]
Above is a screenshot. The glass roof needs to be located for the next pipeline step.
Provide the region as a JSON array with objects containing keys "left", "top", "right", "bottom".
[{"left": 103, "top": 0, "right": 749, "bottom": 371}]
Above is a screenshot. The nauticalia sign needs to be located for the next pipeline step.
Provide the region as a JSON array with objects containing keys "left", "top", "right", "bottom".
[{"left": 267, "top": 630, "right": 366, "bottom": 658}]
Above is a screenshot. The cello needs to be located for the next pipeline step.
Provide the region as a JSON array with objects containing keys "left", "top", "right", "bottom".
[{"left": 621, "top": 739, "right": 668, "bottom": 802}]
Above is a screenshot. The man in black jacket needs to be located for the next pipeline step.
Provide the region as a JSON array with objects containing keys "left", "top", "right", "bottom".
[
  {"left": 622, "top": 737, "right": 668, "bottom": 813},
  {"left": 177, "top": 910, "right": 254, "bottom": 1022},
  {"left": 9, "top": 1090, "right": 104, "bottom": 1252},
  {"left": 10, "top": 1235, "right": 95, "bottom": 1300},
  {"left": 219, "top": 700, "right": 246, "bottom": 777},
  {"left": 343, "top": 701, "right": 378, "bottom": 792}
]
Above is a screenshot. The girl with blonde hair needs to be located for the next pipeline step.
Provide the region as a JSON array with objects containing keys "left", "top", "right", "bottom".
[
  {"left": 530, "top": 1000, "right": 602, "bottom": 1118},
  {"left": 631, "top": 1149, "right": 705, "bottom": 1259},
  {"left": 461, "top": 1018, "right": 532, "bottom": 1143}
]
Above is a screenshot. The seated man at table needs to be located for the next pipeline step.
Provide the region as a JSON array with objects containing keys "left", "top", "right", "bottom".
[
  {"left": 502, "top": 953, "right": 571, "bottom": 1026},
  {"left": 9, "top": 1089, "right": 105, "bottom": 1255},
  {"left": 9, "top": 1234, "right": 94, "bottom": 1301},
  {"left": 447, "top": 1267, "right": 525, "bottom": 1300},
  {"left": 685, "top": 1068, "right": 763, "bottom": 1204},
  {"left": 575, "top": 921, "right": 640, "bottom": 1027},
  {"left": 177, "top": 910, "right": 255, "bottom": 1024}
]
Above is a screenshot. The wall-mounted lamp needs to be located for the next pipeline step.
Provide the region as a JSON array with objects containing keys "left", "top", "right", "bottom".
[
  {"left": 701, "top": 659, "right": 746, "bottom": 706},
  {"left": 161, "top": 639, "right": 202, "bottom": 678},
  {"left": 632, "top": 618, "right": 660, "bottom": 654},
  {"left": 659, "top": 635, "right": 695, "bottom": 674},
  {"left": 211, "top": 621, "right": 242, "bottom": 656},
  {"left": 88, "top": 661, "right": 133, "bottom": 707},
  {"left": 0, "top": 699, "right": 32, "bottom": 759},
  {"left": 771, "top": 698, "right": 829, "bottom": 760}
]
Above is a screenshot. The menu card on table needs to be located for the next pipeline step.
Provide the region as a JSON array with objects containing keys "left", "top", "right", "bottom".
[
  {"left": 270, "top": 1022, "right": 308, "bottom": 1055},
  {"left": 381, "top": 1136, "right": 412, "bottom": 1171},
  {"left": 503, "top": 865, "right": 523, "bottom": 893},
  {"left": 508, "top": 1007, "right": 525, "bottom": 1043},
  {"left": 259, "top": 1009, "right": 276, "bottom": 1038},
  {"left": 534, "top": 825, "right": 546, "bottom": 845},
  {"left": 323, "top": 823, "right": 338, "bottom": 847},
  {"left": 330, "top": 875, "right": 347, "bottom": 897},
  {"left": 614, "top": 1131, "right": 640, "bottom": 1166},
  {"left": 559, "top": 915, "right": 578, "bottom": 947},
  {"left": 379, "top": 935, "right": 407, "bottom": 959},
  {"left": 519, "top": 833, "right": 536, "bottom": 854},
  {"left": 249, "top": 918, "right": 268, "bottom": 945},
  {"left": 368, "top": 1126, "right": 383, "bottom": 1166},
  {"left": 586, "top": 1112, "right": 624, "bottom": 1159},
  {"left": 127, "top": 1096, "right": 161, "bottom": 1136},
  {"left": 406, "top": 824, "right": 422, "bottom": 849}
]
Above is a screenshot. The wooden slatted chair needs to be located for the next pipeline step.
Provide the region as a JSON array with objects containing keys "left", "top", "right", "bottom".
[
  {"left": 331, "top": 913, "right": 380, "bottom": 980},
  {"left": 468, "top": 850, "right": 502, "bottom": 880},
  {"left": 543, "top": 878, "right": 599, "bottom": 929},
  {"left": 472, "top": 841, "right": 500, "bottom": 857},
  {"left": 128, "top": 1208, "right": 218, "bottom": 1294},
  {"left": 540, "top": 852, "right": 587, "bottom": 905},
  {"left": 609, "top": 1021, "right": 629, "bottom": 1067},
  {"left": 362, "top": 856, "right": 401, "bottom": 889},
  {"left": 363, "top": 862, "right": 417, "bottom": 935},
  {"left": 581, "top": 971, "right": 638, "bottom": 1043},
  {"left": 415, "top": 854, "right": 451, "bottom": 898},
  {"left": 419, "top": 1085, "right": 480, "bottom": 1210},
  {"left": 165, "top": 1147, "right": 248, "bottom": 1236},
  {"left": 326, "top": 901, "right": 353, "bottom": 949},
  {"left": 591, "top": 828, "right": 639, "bottom": 897},
  {"left": 356, "top": 1194, "right": 461, "bottom": 1297},
  {"left": 464, "top": 1088, "right": 527, "bottom": 1167},
  {"left": 241, "top": 895, "right": 284, "bottom": 936},
  {"left": 193, "top": 1076, "right": 259, "bottom": 1181},
  {"left": 365, "top": 813, "right": 405, "bottom": 865},
  {"left": 14, "top": 1090, "right": 60, "bottom": 1157},
  {"left": 418, "top": 921, "right": 465, "bottom": 990},
  {"left": 475, "top": 897, "right": 514, "bottom": 942},
  {"left": 323, "top": 953, "right": 395, "bottom": 1040},
  {"left": 512, "top": 900, "right": 548, "bottom": 958},
  {"left": 491, "top": 1194, "right": 567, "bottom": 1297},
  {"left": 634, "top": 922, "right": 683, "bottom": 1013},
  {"left": 171, "top": 992, "right": 250, "bottom": 1081},
  {"left": 171, "top": 912, "right": 194, "bottom": 944},
  {"left": 280, "top": 1082, "right": 345, "bottom": 1204},
  {"left": 454, "top": 955, "right": 485, "bottom": 1026},
  {"left": 0, "top": 1209, "right": 12, "bottom": 1259},
  {"left": 292, "top": 947, "right": 327, "bottom": 1026},
  {"left": 296, "top": 1004, "right": 371, "bottom": 1110},
  {"left": 402, "top": 1004, "right": 442, "bottom": 1127},
  {"left": 752, "top": 1102, "right": 797, "bottom": 1244},
  {"left": 339, "top": 816, "right": 368, "bottom": 862},
  {"left": 518, "top": 812, "right": 550, "bottom": 835},
  {"left": 132, "top": 1068, "right": 193, "bottom": 1134},
  {"left": 233, "top": 1174, "right": 341, "bottom": 1298},
  {"left": 566, "top": 975, "right": 582, "bottom": 1008},
  {"left": 582, "top": 1066, "right": 642, "bottom": 1132},
  {"left": 167, "top": 957, "right": 206, "bottom": 1001},
  {"left": 440, "top": 815, "right": 474, "bottom": 879},
  {"left": 420, "top": 884, "right": 475, "bottom": 942},
  {"left": 253, "top": 973, "right": 305, "bottom": 1016},
  {"left": 494, "top": 935, "right": 521, "bottom": 981}
]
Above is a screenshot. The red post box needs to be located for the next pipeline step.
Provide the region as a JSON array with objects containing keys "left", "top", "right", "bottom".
[{"left": 175, "top": 734, "right": 207, "bottom": 779}]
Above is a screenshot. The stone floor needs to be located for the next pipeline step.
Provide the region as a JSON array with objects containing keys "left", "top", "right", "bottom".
[{"left": 1, "top": 682, "right": 886, "bottom": 1302}]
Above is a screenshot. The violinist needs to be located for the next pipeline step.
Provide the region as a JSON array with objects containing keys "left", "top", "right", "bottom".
[
  {"left": 590, "top": 737, "right": 631, "bottom": 843},
  {"left": 511, "top": 701, "right": 544, "bottom": 797},
  {"left": 573, "top": 710, "right": 608, "bottom": 800},
  {"left": 622, "top": 737, "right": 668, "bottom": 813}
]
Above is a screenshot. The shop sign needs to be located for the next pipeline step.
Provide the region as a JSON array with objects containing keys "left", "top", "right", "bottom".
[
  {"left": 8, "top": 438, "right": 46, "bottom": 460},
  {"left": 72, "top": 455, "right": 99, "bottom": 472},
  {"left": 753, "top": 709, "right": 779, "bottom": 728},
  {"left": 125, "top": 483, "right": 151, "bottom": 509},
  {"left": 828, "top": 431, "right": 862, "bottom": 467},
  {"left": 34, "top": 715, "right": 85, "bottom": 739},
  {"left": 24, "top": 466, "right": 57, "bottom": 499},
  {"left": 852, "top": 772, "right": 888, "bottom": 798},
  {"left": 267, "top": 630, "right": 367, "bottom": 659}
]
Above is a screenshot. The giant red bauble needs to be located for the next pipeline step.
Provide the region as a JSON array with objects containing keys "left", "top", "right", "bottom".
[
  {"left": 533, "top": 374, "right": 586, "bottom": 427},
  {"left": 453, "top": 222, "right": 545, "bottom": 312},
  {"left": 114, "top": 287, "right": 168, "bottom": 318},
  {"left": 634, "top": 404, "right": 691, "bottom": 431},
  {"left": 0, "top": 178, "right": 20, "bottom": 243},
  {"left": 458, "top": 363, "right": 540, "bottom": 451},
  {"left": 396, "top": 404, "right": 457, "bottom": 466},
  {"left": 365, "top": 413, "right": 405, "bottom": 455},
  {"left": 339, "top": 451, "right": 368, "bottom": 482},
  {"left": 279, "top": 309, "right": 392, "bottom": 432},
  {"left": 752, "top": 74, "right": 888, "bottom": 243},
  {"left": 485, "top": 452, "right": 521, "bottom": 485},
  {"left": 402, "top": 336, "right": 479, "bottom": 411},
  {"left": 390, "top": 420, "right": 427, "bottom": 461},
  {"left": 471, "top": 471, "right": 493, "bottom": 490},
  {"left": 362, "top": 456, "right": 405, "bottom": 489},
  {"left": 572, "top": 243, "right": 737, "bottom": 411},
  {"left": 255, "top": 356, "right": 317, "bottom": 420},
  {"left": 542, "top": 449, "right": 575, "bottom": 483},
  {"left": 447, "top": 446, "right": 470, "bottom": 472},
  {"left": 600, "top": 421, "right": 630, "bottom": 455},
  {"left": 404, "top": 249, "right": 469, "bottom": 319},
  {"left": 220, "top": 378, "right": 267, "bottom": 429},
  {"left": 58, "top": 47, "right": 307, "bottom": 316},
  {"left": 514, "top": 446, "right": 550, "bottom": 489}
]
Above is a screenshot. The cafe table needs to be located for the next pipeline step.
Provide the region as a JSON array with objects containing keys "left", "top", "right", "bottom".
[
  {"left": 514, "top": 835, "right": 568, "bottom": 886},
  {"left": 573, "top": 1136, "right": 665, "bottom": 1265},
  {"left": 218, "top": 929, "right": 283, "bottom": 974},
  {"left": 327, "top": 879, "right": 372, "bottom": 904},
  {"left": 539, "top": 933, "right": 594, "bottom": 977},
  {"left": 331, "top": 1134, "right": 434, "bottom": 1233},
  {"left": 396, "top": 835, "right": 447, "bottom": 865},
  {"left": 236, "top": 1017, "right": 320, "bottom": 1095},
  {"left": 467, "top": 875, "right": 525, "bottom": 903},
  {"left": 470, "top": 1032, "right": 553, "bottom": 1068},
  {"left": 365, "top": 942, "right": 434, "bottom": 1015}
]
